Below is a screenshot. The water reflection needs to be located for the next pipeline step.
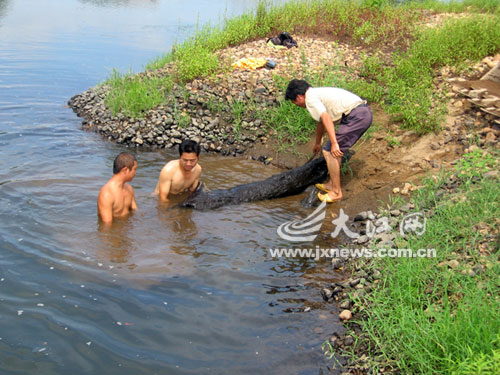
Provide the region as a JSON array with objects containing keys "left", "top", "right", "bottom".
[
  {"left": 97, "top": 216, "right": 137, "bottom": 265},
  {"left": 0, "top": 0, "right": 10, "bottom": 22}
]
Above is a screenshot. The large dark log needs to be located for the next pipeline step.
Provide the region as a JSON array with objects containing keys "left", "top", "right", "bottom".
[{"left": 180, "top": 157, "right": 328, "bottom": 210}]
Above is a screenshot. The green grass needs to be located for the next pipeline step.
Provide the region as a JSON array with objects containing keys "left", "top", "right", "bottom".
[
  {"left": 104, "top": 70, "right": 173, "bottom": 117},
  {"left": 350, "top": 149, "right": 500, "bottom": 374},
  {"left": 261, "top": 97, "right": 317, "bottom": 146}
]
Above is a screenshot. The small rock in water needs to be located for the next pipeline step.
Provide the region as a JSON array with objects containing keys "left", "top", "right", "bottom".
[{"left": 321, "top": 288, "right": 333, "bottom": 301}]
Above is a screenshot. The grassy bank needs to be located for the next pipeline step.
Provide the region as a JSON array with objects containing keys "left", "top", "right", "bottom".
[
  {"left": 344, "top": 148, "right": 500, "bottom": 374},
  {"left": 102, "top": 0, "right": 500, "bottom": 139}
]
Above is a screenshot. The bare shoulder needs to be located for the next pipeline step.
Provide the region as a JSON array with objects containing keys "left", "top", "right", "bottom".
[
  {"left": 194, "top": 163, "right": 202, "bottom": 177},
  {"left": 124, "top": 183, "right": 135, "bottom": 194},
  {"left": 161, "top": 160, "right": 179, "bottom": 175},
  {"left": 98, "top": 181, "right": 115, "bottom": 208},
  {"left": 98, "top": 181, "right": 113, "bottom": 199}
]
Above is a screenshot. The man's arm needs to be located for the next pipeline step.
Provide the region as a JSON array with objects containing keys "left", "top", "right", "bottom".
[
  {"left": 97, "top": 188, "right": 114, "bottom": 224},
  {"left": 320, "top": 112, "right": 343, "bottom": 157},
  {"left": 313, "top": 120, "right": 325, "bottom": 154},
  {"left": 188, "top": 166, "right": 202, "bottom": 192},
  {"left": 157, "top": 167, "right": 173, "bottom": 202},
  {"left": 128, "top": 185, "right": 138, "bottom": 211}
]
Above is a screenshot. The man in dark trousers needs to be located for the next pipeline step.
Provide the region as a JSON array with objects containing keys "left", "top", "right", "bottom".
[{"left": 285, "top": 79, "right": 372, "bottom": 203}]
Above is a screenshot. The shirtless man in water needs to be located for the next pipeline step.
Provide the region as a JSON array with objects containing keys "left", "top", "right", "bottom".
[
  {"left": 97, "top": 152, "right": 138, "bottom": 224},
  {"left": 155, "top": 140, "right": 202, "bottom": 202}
]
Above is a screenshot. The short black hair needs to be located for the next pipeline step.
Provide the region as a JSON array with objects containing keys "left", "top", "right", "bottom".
[
  {"left": 113, "top": 152, "right": 137, "bottom": 174},
  {"left": 179, "top": 139, "right": 201, "bottom": 156},
  {"left": 285, "top": 79, "right": 312, "bottom": 101}
]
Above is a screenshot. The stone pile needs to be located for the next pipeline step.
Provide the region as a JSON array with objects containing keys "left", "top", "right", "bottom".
[
  {"left": 437, "top": 54, "right": 500, "bottom": 149},
  {"left": 451, "top": 57, "right": 500, "bottom": 125},
  {"left": 68, "top": 36, "right": 365, "bottom": 155}
]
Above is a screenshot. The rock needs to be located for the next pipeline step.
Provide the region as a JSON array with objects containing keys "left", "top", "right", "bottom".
[
  {"left": 349, "top": 278, "right": 360, "bottom": 287},
  {"left": 401, "top": 182, "right": 413, "bottom": 195},
  {"left": 343, "top": 336, "right": 355, "bottom": 346},
  {"left": 392, "top": 187, "right": 400, "bottom": 194},
  {"left": 430, "top": 143, "right": 440, "bottom": 150},
  {"left": 400, "top": 203, "right": 414, "bottom": 212},
  {"left": 339, "top": 300, "right": 351, "bottom": 309},
  {"left": 354, "top": 212, "right": 368, "bottom": 221},
  {"left": 329, "top": 336, "right": 340, "bottom": 347},
  {"left": 331, "top": 258, "right": 343, "bottom": 269},
  {"left": 321, "top": 288, "right": 334, "bottom": 301},
  {"left": 339, "top": 310, "right": 352, "bottom": 321},
  {"left": 390, "top": 209, "right": 401, "bottom": 217},
  {"left": 356, "top": 235, "right": 369, "bottom": 244},
  {"left": 332, "top": 286, "right": 343, "bottom": 295},
  {"left": 485, "top": 132, "right": 497, "bottom": 144},
  {"left": 314, "top": 327, "right": 324, "bottom": 334}
]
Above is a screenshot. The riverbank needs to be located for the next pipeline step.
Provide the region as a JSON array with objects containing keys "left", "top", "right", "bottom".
[{"left": 68, "top": 35, "right": 370, "bottom": 165}]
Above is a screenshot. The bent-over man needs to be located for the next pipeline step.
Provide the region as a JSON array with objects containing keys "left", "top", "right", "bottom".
[
  {"left": 155, "top": 140, "right": 202, "bottom": 202},
  {"left": 285, "top": 79, "right": 372, "bottom": 203},
  {"left": 98, "top": 152, "right": 138, "bottom": 224}
]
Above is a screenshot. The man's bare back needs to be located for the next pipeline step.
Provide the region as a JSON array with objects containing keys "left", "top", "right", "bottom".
[
  {"left": 155, "top": 140, "right": 202, "bottom": 202},
  {"left": 98, "top": 153, "right": 138, "bottom": 224}
]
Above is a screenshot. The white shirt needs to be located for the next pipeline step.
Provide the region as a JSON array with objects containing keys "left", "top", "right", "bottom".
[{"left": 305, "top": 87, "right": 365, "bottom": 122}]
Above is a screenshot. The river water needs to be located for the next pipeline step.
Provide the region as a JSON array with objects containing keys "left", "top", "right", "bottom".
[{"left": 0, "top": 0, "right": 344, "bottom": 373}]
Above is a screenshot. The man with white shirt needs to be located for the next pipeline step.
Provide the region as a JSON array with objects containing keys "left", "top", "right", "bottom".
[{"left": 285, "top": 79, "right": 372, "bottom": 203}]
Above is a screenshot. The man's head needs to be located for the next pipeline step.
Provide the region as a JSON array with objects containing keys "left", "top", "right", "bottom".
[
  {"left": 179, "top": 140, "right": 200, "bottom": 172},
  {"left": 285, "top": 79, "right": 311, "bottom": 108},
  {"left": 113, "top": 152, "right": 137, "bottom": 180}
]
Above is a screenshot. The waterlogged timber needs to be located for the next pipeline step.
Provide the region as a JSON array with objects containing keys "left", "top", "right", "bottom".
[{"left": 181, "top": 157, "right": 328, "bottom": 210}]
